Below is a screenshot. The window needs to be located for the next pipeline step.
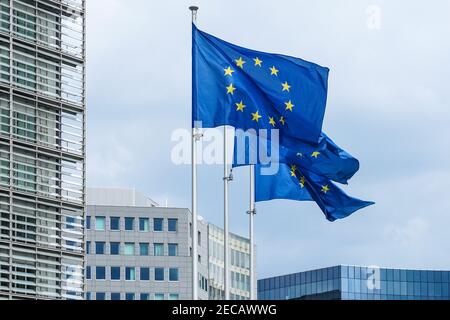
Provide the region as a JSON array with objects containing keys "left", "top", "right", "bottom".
[
  {"left": 125, "top": 267, "right": 136, "bottom": 281},
  {"left": 96, "top": 266, "right": 106, "bottom": 280},
  {"left": 95, "top": 242, "right": 105, "bottom": 255},
  {"left": 110, "top": 217, "right": 120, "bottom": 230},
  {"left": 96, "top": 292, "right": 106, "bottom": 300},
  {"left": 155, "top": 268, "right": 164, "bottom": 281},
  {"left": 154, "top": 293, "right": 164, "bottom": 300},
  {"left": 86, "top": 292, "right": 91, "bottom": 300},
  {"left": 125, "top": 217, "right": 134, "bottom": 231},
  {"left": 86, "top": 241, "right": 91, "bottom": 254},
  {"left": 198, "top": 231, "right": 201, "bottom": 246},
  {"left": 125, "top": 293, "right": 135, "bottom": 301},
  {"left": 169, "top": 293, "right": 179, "bottom": 300},
  {"left": 86, "top": 216, "right": 91, "bottom": 229},
  {"left": 124, "top": 243, "right": 135, "bottom": 255},
  {"left": 168, "top": 219, "right": 178, "bottom": 232},
  {"left": 168, "top": 243, "right": 178, "bottom": 257},
  {"left": 66, "top": 216, "right": 76, "bottom": 229},
  {"left": 139, "top": 218, "right": 149, "bottom": 231},
  {"left": 140, "top": 293, "right": 150, "bottom": 300},
  {"left": 86, "top": 266, "right": 91, "bottom": 280},
  {"left": 95, "top": 216, "right": 105, "bottom": 230},
  {"left": 140, "top": 267, "right": 150, "bottom": 281},
  {"left": 111, "top": 293, "right": 121, "bottom": 300},
  {"left": 111, "top": 267, "right": 121, "bottom": 280},
  {"left": 110, "top": 242, "right": 120, "bottom": 255},
  {"left": 154, "top": 243, "right": 164, "bottom": 256},
  {"left": 139, "top": 243, "right": 149, "bottom": 256},
  {"left": 154, "top": 218, "right": 163, "bottom": 231},
  {"left": 169, "top": 268, "right": 179, "bottom": 282}
]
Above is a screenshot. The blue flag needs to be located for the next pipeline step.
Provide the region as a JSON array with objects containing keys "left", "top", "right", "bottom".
[
  {"left": 255, "top": 163, "right": 374, "bottom": 222},
  {"left": 233, "top": 130, "right": 359, "bottom": 184},
  {"left": 192, "top": 24, "right": 329, "bottom": 144}
]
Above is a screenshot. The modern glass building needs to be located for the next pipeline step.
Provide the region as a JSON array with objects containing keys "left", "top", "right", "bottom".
[
  {"left": 0, "top": 0, "right": 85, "bottom": 300},
  {"left": 258, "top": 265, "right": 450, "bottom": 300},
  {"left": 86, "top": 188, "right": 254, "bottom": 300}
]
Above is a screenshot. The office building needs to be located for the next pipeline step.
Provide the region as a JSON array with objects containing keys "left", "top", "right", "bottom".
[
  {"left": 0, "top": 0, "right": 85, "bottom": 300},
  {"left": 258, "top": 265, "right": 450, "bottom": 300},
  {"left": 86, "top": 187, "right": 254, "bottom": 300},
  {"left": 208, "top": 223, "right": 254, "bottom": 300}
]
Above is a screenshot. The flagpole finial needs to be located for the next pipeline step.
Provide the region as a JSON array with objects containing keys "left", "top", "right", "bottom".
[{"left": 189, "top": 6, "right": 199, "bottom": 23}]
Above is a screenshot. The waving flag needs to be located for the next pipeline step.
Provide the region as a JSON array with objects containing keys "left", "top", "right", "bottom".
[
  {"left": 233, "top": 130, "right": 359, "bottom": 184},
  {"left": 192, "top": 24, "right": 329, "bottom": 144},
  {"left": 255, "top": 163, "right": 374, "bottom": 222}
]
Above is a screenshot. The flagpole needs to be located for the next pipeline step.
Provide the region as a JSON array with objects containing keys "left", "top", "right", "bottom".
[
  {"left": 189, "top": 5, "right": 199, "bottom": 301},
  {"left": 223, "top": 126, "right": 231, "bottom": 300},
  {"left": 248, "top": 165, "right": 256, "bottom": 299}
]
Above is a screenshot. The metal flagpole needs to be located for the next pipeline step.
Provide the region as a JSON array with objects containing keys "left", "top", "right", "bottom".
[
  {"left": 248, "top": 165, "right": 256, "bottom": 299},
  {"left": 223, "top": 126, "right": 231, "bottom": 300},
  {"left": 189, "top": 5, "right": 199, "bottom": 301}
]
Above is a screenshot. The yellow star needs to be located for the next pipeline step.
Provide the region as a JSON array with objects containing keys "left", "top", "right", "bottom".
[
  {"left": 279, "top": 116, "right": 286, "bottom": 125},
  {"left": 285, "top": 100, "right": 294, "bottom": 112},
  {"left": 270, "top": 66, "right": 279, "bottom": 76},
  {"left": 268, "top": 117, "right": 276, "bottom": 127},
  {"left": 300, "top": 176, "right": 306, "bottom": 188},
  {"left": 226, "top": 83, "right": 236, "bottom": 95},
  {"left": 281, "top": 81, "right": 291, "bottom": 92},
  {"left": 253, "top": 57, "right": 263, "bottom": 67},
  {"left": 311, "top": 151, "right": 321, "bottom": 158},
  {"left": 321, "top": 185, "right": 330, "bottom": 194},
  {"left": 235, "top": 57, "right": 246, "bottom": 69},
  {"left": 290, "top": 165, "right": 297, "bottom": 177},
  {"left": 235, "top": 100, "right": 246, "bottom": 112},
  {"left": 224, "top": 66, "right": 234, "bottom": 76},
  {"left": 251, "top": 111, "right": 262, "bottom": 122}
]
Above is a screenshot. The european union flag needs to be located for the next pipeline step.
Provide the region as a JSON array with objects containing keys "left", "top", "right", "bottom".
[
  {"left": 255, "top": 163, "right": 374, "bottom": 222},
  {"left": 192, "top": 24, "right": 329, "bottom": 144},
  {"left": 233, "top": 130, "right": 359, "bottom": 184}
]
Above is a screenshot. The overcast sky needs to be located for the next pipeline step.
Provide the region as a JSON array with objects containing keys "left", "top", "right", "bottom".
[{"left": 86, "top": 0, "right": 450, "bottom": 278}]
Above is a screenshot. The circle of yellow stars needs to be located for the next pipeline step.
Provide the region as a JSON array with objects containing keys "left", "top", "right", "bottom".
[
  {"left": 223, "top": 56, "right": 301, "bottom": 128},
  {"left": 290, "top": 165, "right": 330, "bottom": 193},
  {"left": 223, "top": 57, "right": 326, "bottom": 194}
]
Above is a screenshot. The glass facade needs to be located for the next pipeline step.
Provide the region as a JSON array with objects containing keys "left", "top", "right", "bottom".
[
  {"left": 0, "top": 0, "right": 85, "bottom": 300},
  {"left": 258, "top": 265, "right": 450, "bottom": 300}
]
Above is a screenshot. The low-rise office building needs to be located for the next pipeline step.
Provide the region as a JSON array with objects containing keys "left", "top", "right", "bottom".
[
  {"left": 85, "top": 188, "right": 255, "bottom": 300},
  {"left": 258, "top": 265, "right": 450, "bottom": 300}
]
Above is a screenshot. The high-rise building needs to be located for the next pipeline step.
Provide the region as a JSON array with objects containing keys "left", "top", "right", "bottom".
[
  {"left": 258, "top": 265, "right": 450, "bottom": 300},
  {"left": 85, "top": 187, "right": 255, "bottom": 300},
  {"left": 0, "top": 0, "right": 85, "bottom": 300}
]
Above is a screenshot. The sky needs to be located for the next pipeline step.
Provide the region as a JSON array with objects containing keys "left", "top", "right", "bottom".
[{"left": 86, "top": 0, "right": 450, "bottom": 278}]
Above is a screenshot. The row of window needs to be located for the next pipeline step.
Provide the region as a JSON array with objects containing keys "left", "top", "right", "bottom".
[
  {"left": 86, "top": 216, "right": 178, "bottom": 232},
  {"left": 259, "top": 267, "right": 450, "bottom": 292},
  {"left": 342, "top": 267, "right": 450, "bottom": 283},
  {"left": 258, "top": 279, "right": 450, "bottom": 299},
  {"left": 86, "top": 292, "right": 179, "bottom": 301},
  {"left": 86, "top": 266, "right": 179, "bottom": 282},
  {"left": 342, "top": 279, "right": 450, "bottom": 297},
  {"left": 86, "top": 241, "right": 179, "bottom": 257},
  {"left": 342, "top": 293, "right": 449, "bottom": 300}
]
